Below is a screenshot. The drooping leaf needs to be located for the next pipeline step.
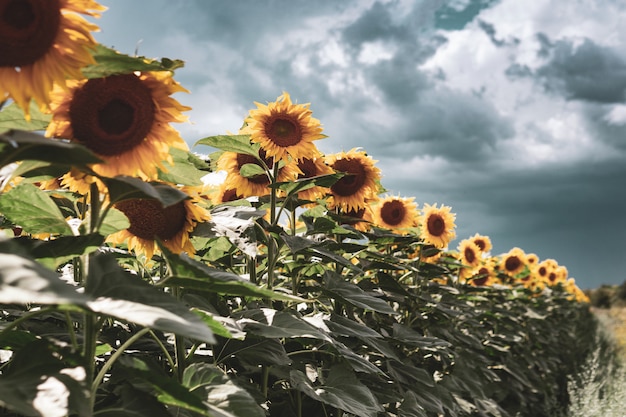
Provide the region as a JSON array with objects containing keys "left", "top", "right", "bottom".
[
  {"left": 392, "top": 323, "right": 452, "bottom": 350},
  {"left": 323, "top": 271, "right": 398, "bottom": 315},
  {"left": 182, "top": 363, "right": 266, "bottom": 417},
  {"left": 160, "top": 248, "right": 302, "bottom": 302},
  {"left": 157, "top": 147, "right": 208, "bottom": 186},
  {"left": 194, "top": 134, "right": 256, "bottom": 156},
  {"left": 10, "top": 233, "right": 104, "bottom": 269},
  {"left": 0, "top": 130, "right": 101, "bottom": 168},
  {"left": 0, "top": 252, "right": 89, "bottom": 305},
  {"left": 398, "top": 390, "right": 429, "bottom": 417},
  {"left": 280, "top": 233, "right": 318, "bottom": 254},
  {"left": 236, "top": 308, "right": 331, "bottom": 341},
  {"left": 324, "top": 314, "right": 382, "bottom": 339},
  {"left": 100, "top": 175, "right": 189, "bottom": 206},
  {"left": 82, "top": 44, "right": 184, "bottom": 78},
  {"left": 0, "top": 101, "right": 51, "bottom": 133},
  {"left": 98, "top": 206, "right": 130, "bottom": 236},
  {"left": 85, "top": 253, "right": 215, "bottom": 343},
  {"left": 218, "top": 337, "right": 291, "bottom": 366},
  {"left": 0, "top": 183, "right": 73, "bottom": 235}
]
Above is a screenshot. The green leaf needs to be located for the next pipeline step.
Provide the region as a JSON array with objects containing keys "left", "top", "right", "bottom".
[
  {"left": 0, "top": 252, "right": 89, "bottom": 305},
  {"left": 101, "top": 176, "right": 189, "bottom": 206},
  {"left": 99, "top": 206, "right": 130, "bottom": 235},
  {"left": 236, "top": 308, "right": 331, "bottom": 341},
  {"left": 324, "top": 314, "right": 382, "bottom": 339},
  {"left": 219, "top": 338, "right": 291, "bottom": 366},
  {"left": 0, "top": 130, "right": 101, "bottom": 168},
  {"left": 278, "top": 172, "right": 343, "bottom": 196},
  {"left": 182, "top": 363, "right": 266, "bottom": 417},
  {"left": 294, "top": 364, "right": 383, "bottom": 417},
  {"left": 280, "top": 233, "right": 318, "bottom": 254},
  {"left": 239, "top": 163, "right": 267, "bottom": 179},
  {"left": 161, "top": 248, "right": 303, "bottom": 302},
  {"left": 157, "top": 147, "right": 208, "bottom": 186},
  {"left": 192, "top": 309, "right": 239, "bottom": 339},
  {"left": 85, "top": 253, "right": 215, "bottom": 343},
  {"left": 398, "top": 391, "right": 429, "bottom": 417},
  {"left": 13, "top": 233, "right": 104, "bottom": 268},
  {"left": 82, "top": 44, "right": 185, "bottom": 78},
  {"left": 323, "top": 272, "right": 399, "bottom": 315},
  {"left": 194, "top": 134, "right": 256, "bottom": 156},
  {"left": 0, "top": 101, "right": 51, "bottom": 133},
  {"left": 392, "top": 323, "right": 452, "bottom": 350},
  {"left": 0, "top": 183, "right": 73, "bottom": 234}
]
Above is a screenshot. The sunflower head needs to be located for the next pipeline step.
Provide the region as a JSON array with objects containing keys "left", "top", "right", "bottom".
[
  {"left": 536, "top": 258, "right": 558, "bottom": 284},
  {"left": 339, "top": 202, "right": 375, "bottom": 232},
  {"left": 469, "top": 261, "right": 496, "bottom": 287},
  {"left": 46, "top": 71, "right": 190, "bottom": 179},
  {"left": 373, "top": 195, "right": 418, "bottom": 233},
  {"left": 107, "top": 185, "right": 210, "bottom": 260},
  {"left": 245, "top": 92, "right": 325, "bottom": 162},
  {"left": 458, "top": 238, "right": 482, "bottom": 268},
  {"left": 501, "top": 247, "right": 527, "bottom": 277},
  {"left": 469, "top": 233, "right": 492, "bottom": 254},
  {"left": 295, "top": 156, "right": 335, "bottom": 203},
  {"left": 0, "top": 0, "right": 105, "bottom": 116},
  {"left": 418, "top": 203, "right": 456, "bottom": 248},
  {"left": 325, "top": 149, "right": 381, "bottom": 211}
]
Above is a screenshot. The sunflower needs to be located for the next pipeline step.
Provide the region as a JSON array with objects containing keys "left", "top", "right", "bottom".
[
  {"left": 107, "top": 185, "right": 210, "bottom": 260},
  {"left": 535, "top": 258, "right": 558, "bottom": 284},
  {"left": 458, "top": 238, "right": 482, "bottom": 268},
  {"left": 210, "top": 183, "right": 244, "bottom": 205},
  {"left": 244, "top": 92, "right": 325, "bottom": 162},
  {"left": 46, "top": 71, "right": 190, "bottom": 179},
  {"left": 0, "top": 0, "right": 105, "bottom": 116},
  {"left": 469, "top": 260, "right": 497, "bottom": 287},
  {"left": 372, "top": 195, "right": 418, "bottom": 233},
  {"left": 500, "top": 247, "right": 527, "bottom": 277},
  {"left": 339, "top": 202, "right": 375, "bottom": 232},
  {"left": 418, "top": 203, "right": 456, "bottom": 248},
  {"left": 469, "top": 233, "right": 492, "bottom": 254},
  {"left": 325, "top": 149, "right": 381, "bottom": 211},
  {"left": 294, "top": 156, "right": 335, "bottom": 203},
  {"left": 216, "top": 148, "right": 299, "bottom": 197}
]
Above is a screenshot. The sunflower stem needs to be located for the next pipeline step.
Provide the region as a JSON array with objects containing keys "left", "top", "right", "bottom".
[
  {"left": 266, "top": 162, "right": 280, "bottom": 291},
  {"left": 248, "top": 255, "right": 257, "bottom": 285},
  {"left": 172, "top": 285, "right": 187, "bottom": 381}
]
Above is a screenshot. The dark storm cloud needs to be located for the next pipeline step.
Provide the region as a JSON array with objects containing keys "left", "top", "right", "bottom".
[{"left": 537, "top": 37, "right": 626, "bottom": 103}]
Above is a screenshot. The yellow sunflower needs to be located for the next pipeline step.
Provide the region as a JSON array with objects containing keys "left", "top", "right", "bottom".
[
  {"left": 457, "top": 238, "right": 482, "bottom": 268},
  {"left": 469, "top": 233, "right": 492, "bottom": 254},
  {"left": 216, "top": 149, "right": 299, "bottom": 198},
  {"left": 500, "top": 247, "right": 527, "bottom": 277},
  {"left": 210, "top": 183, "right": 244, "bottom": 205},
  {"left": 339, "top": 202, "right": 375, "bottom": 232},
  {"left": 46, "top": 71, "right": 190, "bottom": 179},
  {"left": 106, "top": 185, "right": 211, "bottom": 260},
  {"left": 372, "top": 195, "right": 418, "bottom": 233},
  {"left": 418, "top": 203, "right": 456, "bottom": 248},
  {"left": 295, "top": 156, "right": 335, "bottom": 203},
  {"left": 526, "top": 252, "right": 539, "bottom": 267},
  {"left": 535, "top": 258, "right": 558, "bottom": 284},
  {"left": 468, "top": 261, "right": 497, "bottom": 287},
  {"left": 0, "top": 0, "right": 105, "bottom": 116},
  {"left": 325, "top": 149, "right": 381, "bottom": 211},
  {"left": 244, "top": 92, "right": 325, "bottom": 162}
]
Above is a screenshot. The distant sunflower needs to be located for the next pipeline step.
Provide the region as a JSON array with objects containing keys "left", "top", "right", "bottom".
[
  {"left": 46, "top": 71, "right": 190, "bottom": 179},
  {"left": 469, "top": 261, "right": 496, "bottom": 287},
  {"left": 458, "top": 238, "right": 482, "bottom": 268},
  {"left": 245, "top": 92, "right": 325, "bottom": 162},
  {"left": 373, "top": 195, "right": 418, "bottom": 233},
  {"left": 217, "top": 149, "right": 299, "bottom": 197},
  {"left": 326, "top": 149, "right": 381, "bottom": 211},
  {"left": 107, "top": 186, "right": 210, "bottom": 260},
  {"left": 211, "top": 184, "right": 244, "bottom": 205},
  {"left": 295, "top": 156, "right": 335, "bottom": 203},
  {"left": 0, "top": 0, "right": 105, "bottom": 116},
  {"left": 501, "top": 247, "right": 527, "bottom": 276},
  {"left": 469, "top": 233, "right": 492, "bottom": 254},
  {"left": 418, "top": 203, "right": 456, "bottom": 248},
  {"left": 526, "top": 253, "right": 539, "bottom": 267}
]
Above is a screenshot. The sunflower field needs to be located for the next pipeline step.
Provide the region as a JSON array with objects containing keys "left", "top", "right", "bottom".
[{"left": 0, "top": 2, "right": 618, "bottom": 417}]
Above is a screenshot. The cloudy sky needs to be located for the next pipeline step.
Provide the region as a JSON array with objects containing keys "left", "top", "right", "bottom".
[{"left": 90, "top": 0, "right": 626, "bottom": 289}]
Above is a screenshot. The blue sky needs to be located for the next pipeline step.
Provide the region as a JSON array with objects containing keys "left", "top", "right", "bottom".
[{"left": 90, "top": 0, "right": 626, "bottom": 289}]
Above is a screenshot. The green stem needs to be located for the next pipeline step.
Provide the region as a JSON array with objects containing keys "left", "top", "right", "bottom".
[
  {"left": 295, "top": 389, "right": 302, "bottom": 417},
  {"left": 0, "top": 306, "right": 55, "bottom": 334},
  {"left": 262, "top": 365, "right": 270, "bottom": 398},
  {"left": 172, "top": 286, "right": 186, "bottom": 381},
  {"left": 248, "top": 255, "right": 257, "bottom": 285},
  {"left": 148, "top": 330, "right": 176, "bottom": 371},
  {"left": 65, "top": 311, "right": 78, "bottom": 351},
  {"left": 91, "top": 327, "right": 151, "bottom": 395}
]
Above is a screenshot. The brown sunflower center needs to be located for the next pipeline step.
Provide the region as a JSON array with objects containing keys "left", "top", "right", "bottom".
[
  {"left": 474, "top": 270, "right": 489, "bottom": 286},
  {"left": 548, "top": 272, "right": 557, "bottom": 282},
  {"left": 115, "top": 199, "right": 187, "bottom": 241},
  {"left": 330, "top": 158, "right": 367, "bottom": 197},
  {"left": 473, "top": 239, "right": 486, "bottom": 251},
  {"left": 221, "top": 188, "right": 242, "bottom": 203},
  {"left": 505, "top": 256, "right": 521, "bottom": 272},
  {"left": 69, "top": 74, "right": 156, "bottom": 156},
  {"left": 380, "top": 200, "right": 405, "bottom": 226},
  {"left": 297, "top": 158, "right": 317, "bottom": 179},
  {"left": 265, "top": 115, "right": 302, "bottom": 147},
  {"left": 464, "top": 247, "right": 476, "bottom": 264},
  {"left": 0, "top": 0, "right": 61, "bottom": 67},
  {"left": 538, "top": 266, "right": 547, "bottom": 276},
  {"left": 427, "top": 214, "right": 445, "bottom": 237}
]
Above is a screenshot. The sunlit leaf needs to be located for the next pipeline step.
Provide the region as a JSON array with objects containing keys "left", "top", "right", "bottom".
[
  {"left": 194, "top": 134, "right": 256, "bottom": 156},
  {"left": 236, "top": 308, "right": 331, "bottom": 341},
  {"left": 85, "top": 253, "right": 215, "bottom": 343},
  {"left": 99, "top": 206, "right": 130, "bottom": 236},
  {"left": 82, "top": 44, "right": 184, "bottom": 78},
  {"left": 323, "top": 272, "right": 398, "bottom": 315},
  {"left": 0, "top": 101, "right": 51, "bottom": 133},
  {"left": 239, "top": 163, "right": 266, "bottom": 179},
  {"left": 157, "top": 147, "right": 208, "bottom": 186}
]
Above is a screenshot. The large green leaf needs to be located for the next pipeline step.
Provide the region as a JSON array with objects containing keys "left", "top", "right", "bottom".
[
  {"left": 98, "top": 206, "right": 130, "bottom": 236},
  {"left": 182, "top": 363, "right": 266, "bottom": 417},
  {"left": 100, "top": 176, "right": 189, "bottom": 206},
  {"left": 0, "top": 183, "right": 73, "bottom": 235},
  {"left": 0, "top": 252, "right": 89, "bottom": 305},
  {"left": 324, "top": 314, "right": 382, "bottom": 339},
  {"left": 85, "top": 253, "right": 215, "bottom": 343},
  {"left": 0, "top": 339, "right": 90, "bottom": 417},
  {"left": 322, "top": 271, "right": 398, "bottom": 315},
  {"left": 0, "top": 130, "right": 101, "bottom": 168},
  {"left": 157, "top": 147, "right": 208, "bottom": 186},
  {"left": 236, "top": 308, "right": 331, "bottom": 341},
  {"left": 160, "top": 248, "right": 302, "bottom": 302},
  {"left": 194, "top": 135, "right": 256, "bottom": 156},
  {"left": 291, "top": 364, "right": 383, "bottom": 417},
  {"left": 398, "top": 391, "right": 429, "bottom": 417},
  {"left": 10, "top": 233, "right": 104, "bottom": 269},
  {"left": 82, "top": 44, "right": 184, "bottom": 78},
  {"left": 0, "top": 101, "right": 51, "bottom": 133}
]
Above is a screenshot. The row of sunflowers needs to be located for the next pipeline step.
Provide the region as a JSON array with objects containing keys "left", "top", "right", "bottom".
[{"left": 0, "top": 1, "right": 601, "bottom": 417}]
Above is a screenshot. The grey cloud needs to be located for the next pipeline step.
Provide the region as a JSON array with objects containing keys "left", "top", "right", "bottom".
[{"left": 537, "top": 38, "right": 626, "bottom": 103}]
